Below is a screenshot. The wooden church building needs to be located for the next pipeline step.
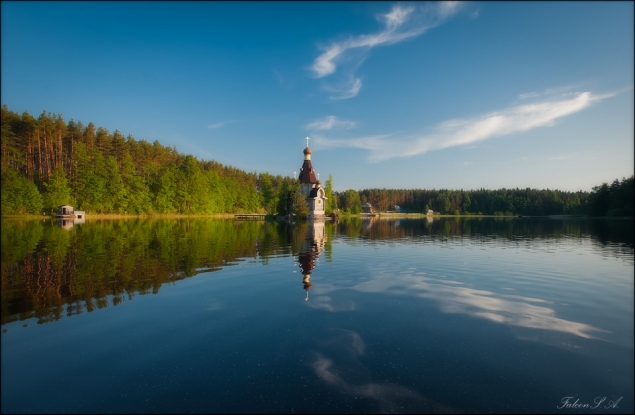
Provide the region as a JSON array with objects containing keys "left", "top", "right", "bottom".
[{"left": 297, "top": 137, "right": 327, "bottom": 218}]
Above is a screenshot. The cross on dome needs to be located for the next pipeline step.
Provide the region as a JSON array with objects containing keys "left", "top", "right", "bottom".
[{"left": 305, "top": 136, "right": 310, "bottom": 148}]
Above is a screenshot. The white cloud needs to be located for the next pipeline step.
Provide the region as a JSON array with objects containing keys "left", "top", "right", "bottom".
[
  {"left": 546, "top": 153, "right": 577, "bottom": 161},
  {"left": 330, "top": 78, "right": 362, "bottom": 100},
  {"left": 518, "top": 84, "right": 584, "bottom": 100},
  {"left": 315, "top": 91, "right": 615, "bottom": 161},
  {"left": 272, "top": 69, "right": 284, "bottom": 84},
  {"left": 310, "top": 2, "right": 462, "bottom": 99},
  {"left": 207, "top": 120, "right": 236, "bottom": 130},
  {"left": 306, "top": 115, "right": 357, "bottom": 131}
]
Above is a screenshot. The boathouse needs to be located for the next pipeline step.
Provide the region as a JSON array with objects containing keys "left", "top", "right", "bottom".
[{"left": 56, "top": 205, "right": 86, "bottom": 219}]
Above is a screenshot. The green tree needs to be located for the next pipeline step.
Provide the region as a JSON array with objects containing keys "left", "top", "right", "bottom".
[
  {"left": 0, "top": 166, "right": 43, "bottom": 214},
  {"left": 324, "top": 175, "right": 335, "bottom": 215},
  {"left": 290, "top": 181, "right": 309, "bottom": 218},
  {"left": 154, "top": 165, "right": 179, "bottom": 213},
  {"left": 42, "top": 165, "right": 74, "bottom": 213},
  {"left": 72, "top": 144, "right": 108, "bottom": 213},
  {"left": 589, "top": 183, "right": 610, "bottom": 216},
  {"left": 436, "top": 194, "right": 451, "bottom": 214},
  {"left": 276, "top": 180, "right": 291, "bottom": 215},
  {"left": 259, "top": 173, "right": 278, "bottom": 214},
  {"left": 121, "top": 153, "right": 152, "bottom": 214},
  {"left": 104, "top": 156, "right": 127, "bottom": 213},
  {"left": 341, "top": 189, "right": 362, "bottom": 214},
  {"left": 176, "top": 155, "right": 206, "bottom": 213},
  {"left": 461, "top": 194, "right": 471, "bottom": 213}
]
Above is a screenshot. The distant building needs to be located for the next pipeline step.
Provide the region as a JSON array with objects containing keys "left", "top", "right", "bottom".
[
  {"left": 389, "top": 205, "right": 401, "bottom": 212},
  {"left": 56, "top": 205, "right": 85, "bottom": 219},
  {"left": 426, "top": 209, "right": 434, "bottom": 215},
  {"left": 362, "top": 203, "right": 374, "bottom": 214},
  {"left": 298, "top": 137, "right": 327, "bottom": 218}
]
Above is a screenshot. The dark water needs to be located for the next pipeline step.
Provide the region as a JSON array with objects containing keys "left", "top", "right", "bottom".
[{"left": 1, "top": 217, "right": 633, "bottom": 414}]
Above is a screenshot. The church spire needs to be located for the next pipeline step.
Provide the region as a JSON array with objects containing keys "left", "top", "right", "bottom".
[{"left": 299, "top": 137, "right": 316, "bottom": 184}]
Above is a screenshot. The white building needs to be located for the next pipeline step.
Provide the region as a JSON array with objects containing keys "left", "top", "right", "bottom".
[{"left": 297, "top": 138, "right": 327, "bottom": 218}]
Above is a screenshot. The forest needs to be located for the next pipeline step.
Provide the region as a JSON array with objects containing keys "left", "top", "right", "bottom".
[{"left": 1, "top": 104, "right": 633, "bottom": 217}]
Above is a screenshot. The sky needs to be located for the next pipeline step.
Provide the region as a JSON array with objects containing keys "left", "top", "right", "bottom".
[{"left": 1, "top": 1, "right": 633, "bottom": 192}]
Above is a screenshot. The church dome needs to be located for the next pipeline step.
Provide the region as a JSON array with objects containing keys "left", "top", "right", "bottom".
[{"left": 303, "top": 147, "right": 312, "bottom": 155}]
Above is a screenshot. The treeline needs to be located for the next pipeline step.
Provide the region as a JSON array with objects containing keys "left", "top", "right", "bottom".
[
  {"left": 335, "top": 179, "right": 633, "bottom": 217},
  {"left": 1, "top": 104, "right": 632, "bottom": 217},
  {"left": 1, "top": 105, "right": 300, "bottom": 215},
  {"left": 339, "top": 187, "right": 589, "bottom": 216}
]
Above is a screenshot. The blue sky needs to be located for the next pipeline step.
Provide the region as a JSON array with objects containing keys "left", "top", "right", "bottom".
[{"left": 2, "top": 1, "right": 633, "bottom": 192}]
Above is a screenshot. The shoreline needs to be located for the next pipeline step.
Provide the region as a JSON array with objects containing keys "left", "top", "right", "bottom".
[{"left": 2, "top": 213, "right": 632, "bottom": 220}]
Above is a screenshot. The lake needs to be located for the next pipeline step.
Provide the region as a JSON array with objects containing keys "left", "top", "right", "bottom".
[{"left": 1, "top": 216, "right": 633, "bottom": 414}]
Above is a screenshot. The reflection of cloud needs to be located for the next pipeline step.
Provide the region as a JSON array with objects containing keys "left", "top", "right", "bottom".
[
  {"left": 318, "top": 274, "right": 607, "bottom": 339},
  {"left": 207, "top": 302, "right": 223, "bottom": 311},
  {"left": 305, "top": 295, "right": 356, "bottom": 312},
  {"left": 312, "top": 354, "right": 427, "bottom": 413},
  {"left": 326, "top": 328, "right": 365, "bottom": 356},
  {"left": 403, "top": 276, "right": 607, "bottom": 338},
  {"left": 315, "top": 91, "right": 615, "bottom": 161},
  {"left": 310, "top": 329, "right": 461, "bottom": 413}
]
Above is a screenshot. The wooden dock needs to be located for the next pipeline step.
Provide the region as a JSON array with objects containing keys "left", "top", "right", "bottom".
[{"left": 234, "top": 214, "right": 267, "bottom": 220}]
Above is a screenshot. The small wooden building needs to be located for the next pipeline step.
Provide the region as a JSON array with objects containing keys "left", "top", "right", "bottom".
[
  {"left": 362, "top": 203, "right": 374, "bottom": 214},
  {"left": 56, "top": 205, "right": 86, "bottom": 219}
]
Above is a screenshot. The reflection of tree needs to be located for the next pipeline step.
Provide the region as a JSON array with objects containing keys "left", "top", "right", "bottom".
[
  {"left": 2, "top": 217, "right": 631, "bottom": 326},
  {"left": 1, "top": 219, "right": 294, "bottom": 325},
  {"left": 334, "top": 217, "right": 633, "bottom": 254}
]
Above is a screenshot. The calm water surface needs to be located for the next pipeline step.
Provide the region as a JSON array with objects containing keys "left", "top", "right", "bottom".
[{"left": 1, "top": 217, "right": 633, "bottom": 413}]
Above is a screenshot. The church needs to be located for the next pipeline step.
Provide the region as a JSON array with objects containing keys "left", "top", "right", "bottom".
[{"left": 297, "top": 137, "right": 327, "bottom": 219}]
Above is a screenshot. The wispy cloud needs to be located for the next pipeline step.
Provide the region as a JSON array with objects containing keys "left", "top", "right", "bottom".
[
  {"left": 315, "top": 91, "right": 616, "bottom": 161},
  {"left": 306, "top": 115, "right": 357, "bottom": 131},
  {"left": 546, "top": 153, "right": 578, "bottom": 162},
  {"left": 310, "top": 2, "right": 462, "bottom": 99},
  {"left": 207, "top": 120, "right": 236, "bottom": 130},
  {"left": 518, "top": 85, "right": 583, "bottom": 100}
]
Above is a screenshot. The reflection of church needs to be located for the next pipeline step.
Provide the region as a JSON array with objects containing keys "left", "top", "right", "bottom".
[
  {"left": 298, "top": 137, "right": 327, "bottom": 219},
  {"left": 298, "top": 220, "right": 327, "bottom": 301}
]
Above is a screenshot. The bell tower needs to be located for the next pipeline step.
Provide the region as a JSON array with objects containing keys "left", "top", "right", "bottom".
[
  {"left": 297, "top": 137, "right": 317, "bottom": 197},
  {"left": 297, "top": 137, "right": 327, "bottom": 218}
]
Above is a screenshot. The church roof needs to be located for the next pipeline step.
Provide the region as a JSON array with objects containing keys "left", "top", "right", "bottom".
[
  {"left": 309, "top": 187, "right": 322, "bottom": 197},
  {"left": 298, "top": 160, "right": 316, "bottom": 183}
]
